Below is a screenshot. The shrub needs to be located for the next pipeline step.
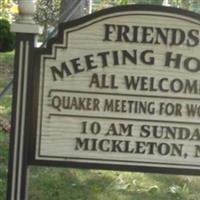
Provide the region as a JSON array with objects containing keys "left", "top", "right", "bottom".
[{"left": 0, "top": 19, "right": 15, "bottom": 52}]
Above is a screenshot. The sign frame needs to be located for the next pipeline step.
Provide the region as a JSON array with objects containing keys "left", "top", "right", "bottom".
[
  {"left": 7, "top": 7, "right": 200, "bottom": 200},
  {"left": 29, "top": 5, "right": 200, "bottom": 175},
  {"left": 8, "top": 4, "right": 200, "bottom": 200}
]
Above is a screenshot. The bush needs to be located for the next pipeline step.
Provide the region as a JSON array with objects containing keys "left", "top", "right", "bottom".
[{"left": 0, "top": 19, "right": 15, "bottom": 52}]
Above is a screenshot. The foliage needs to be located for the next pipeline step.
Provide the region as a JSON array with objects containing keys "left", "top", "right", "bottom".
[
  {"left": 94, "top": 0, "right": 200, "bottom": 11},
  {"left": 110, "top": 0, "right": 129, "bottom": 5},
  {"left": 35, "top": 0, "right": 61, "bottom": 39},
  {"left": 35, "top": 0, "right": 61, "bottom": 26},
  {"left": 133, "top": 0, "right": 163, "bottom": 5},
  {"left": 0, "top": 19, "right": 15, "bottom": 52},
  {"left": 117, "top": 0, "right": 129, "bottom": 4},
  {"left": 0, "top": 0, "right": 18, "bottom": 22}
]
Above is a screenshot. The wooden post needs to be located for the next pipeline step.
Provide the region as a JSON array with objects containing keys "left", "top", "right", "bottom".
[{"left": 6, "top": 1, "right": 42, "bottom": 200}]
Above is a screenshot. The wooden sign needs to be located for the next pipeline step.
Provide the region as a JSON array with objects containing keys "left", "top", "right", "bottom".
[
  {"left": 28, "top": 5, "right": 200, "bottom": 174},
  {"left": 9, "top": 5, "right": 200, "bottom": 200},
  {"left": 10, "top": 5, "right": 200, "bottom": 177}
]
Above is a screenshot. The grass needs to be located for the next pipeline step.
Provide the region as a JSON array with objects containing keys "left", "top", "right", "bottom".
[
  {"left": 0, "top": 51, "right": 14, "bottom": 67},
  {"left": 0, "top": 50, "right": 13, "bottom": 119},
  {"left": 0, "top": 51, "right": 14, "bottom": 87},
  {"left": 1, "top": 52, "right": 200, "bottom": 200},
  {"left": 0, "top": 131, "right": 9, "bottom": 200},
  {"left": 0, "top": 51, "right": 13, "bottom": 200},
  {"left": 16, "top": 162, "right": 200, "bottom": 200}
]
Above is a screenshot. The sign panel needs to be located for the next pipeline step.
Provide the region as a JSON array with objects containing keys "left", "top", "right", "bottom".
[{"left": 31, "top": 5, "right": 200, "bottom": 173}]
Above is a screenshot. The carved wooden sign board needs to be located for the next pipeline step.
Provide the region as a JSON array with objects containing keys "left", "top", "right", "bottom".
[{"left": 23, "top": 5, "right": 200, "bottom": 174}]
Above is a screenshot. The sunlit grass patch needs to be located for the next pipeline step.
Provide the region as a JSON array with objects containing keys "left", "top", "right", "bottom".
[
  {"left": 0, "top": 51, "right": 14, "bottom": 68},
  {"left": 0, "top": 131, "right": 9, "bottom": 200},
  {"left": 0, "top": 94, "right": 12, "bottom": 118}
]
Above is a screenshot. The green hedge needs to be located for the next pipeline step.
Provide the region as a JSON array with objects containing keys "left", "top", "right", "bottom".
[{"left": 0, "top": 19, "right": 15, "bottom": 52}]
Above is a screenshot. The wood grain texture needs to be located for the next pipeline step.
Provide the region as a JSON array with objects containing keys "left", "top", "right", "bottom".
[{"left": 33, "top": 6, "right": 200, "bottom": 173}]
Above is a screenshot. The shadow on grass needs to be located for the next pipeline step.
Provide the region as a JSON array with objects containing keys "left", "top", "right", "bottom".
[
  {"left": 28, "top": 167, "right": 200, "bottom": 200},
  {"left": 29, "top": 168, "right": 118, "bottom": 200}
]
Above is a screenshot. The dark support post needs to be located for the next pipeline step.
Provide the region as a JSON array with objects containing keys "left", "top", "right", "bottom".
[{"left": 6, "top": 1, "right": 42, "bottom": 200}]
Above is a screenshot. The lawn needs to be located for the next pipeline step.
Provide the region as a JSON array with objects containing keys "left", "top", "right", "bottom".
[{"left": 1, "top": 51, "right": 200, "bottom": 200}]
